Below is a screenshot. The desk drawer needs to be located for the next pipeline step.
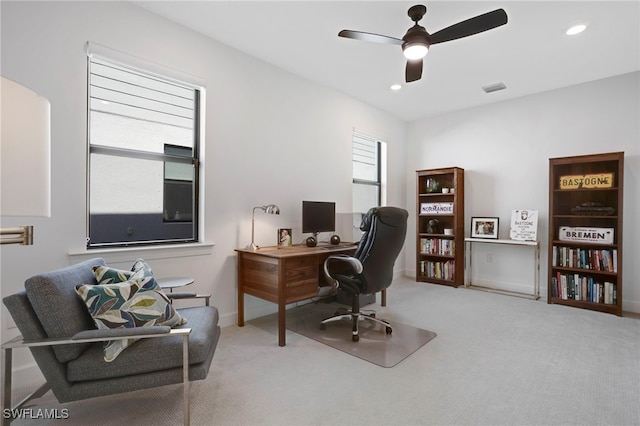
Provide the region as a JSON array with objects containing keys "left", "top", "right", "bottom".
[
  {"left": 284, "top": 257, "right": 317, "bottom": 281},
  {"left": 284, "top": 257, "right": 318, "bottom": 302}
]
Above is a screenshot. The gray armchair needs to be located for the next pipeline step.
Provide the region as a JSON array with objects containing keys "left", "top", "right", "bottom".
[{"left": 1, "top": 258, "right": 220, "bottom": 426}]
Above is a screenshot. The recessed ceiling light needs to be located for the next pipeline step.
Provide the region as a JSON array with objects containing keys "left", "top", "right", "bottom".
[
  {"left": 390, "top": 84, "right": 402, "bottom": 91},
  {"left": 566, "top": 24, "right": 587, "bottom": 35}
]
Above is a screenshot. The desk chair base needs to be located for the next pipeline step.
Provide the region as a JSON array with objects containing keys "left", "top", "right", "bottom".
[{"left": 320, "top": 310, "right": 392, "bottom": 342}]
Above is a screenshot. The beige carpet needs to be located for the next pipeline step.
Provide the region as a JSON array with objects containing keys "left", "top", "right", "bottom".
[
  {"left": 283, "top": 301, "right": 437, "bottom": 367},
  {"left": 8, "top": 278, "right": 640, "bottom": 425}
]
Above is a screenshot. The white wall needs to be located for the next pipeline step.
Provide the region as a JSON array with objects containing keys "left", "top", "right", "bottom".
[
  {"left": 0, "top": 1, "right": 406, "bottom": 384},
  {"left": 405, "top": 71, "right": 640, "bottom": 312},
  {"left": 2, "top": 1, "right": 638, "bottom": 391}
]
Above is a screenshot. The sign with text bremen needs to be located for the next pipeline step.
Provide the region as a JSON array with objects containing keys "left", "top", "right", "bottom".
[
  {"left": 559, "top": 173, "right": 614, "bottom": 189},
  {"left": 559, "top": 226, "right": 614, "bottom": 245}
]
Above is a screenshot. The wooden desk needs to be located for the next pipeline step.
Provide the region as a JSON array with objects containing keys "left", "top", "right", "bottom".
[{"left": 235, "top": 244, "right": 358, "bottom": 346}]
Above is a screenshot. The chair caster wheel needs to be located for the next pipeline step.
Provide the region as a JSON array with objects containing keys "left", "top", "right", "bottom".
[
  {"left": 370, "top": 313, "right": 376, "bottom": 318},
  {"left": 320, "top": 323, "right": 326, "bottom": 330},
  {"left": 385, "top": 327, "right": 392, "bottom": 334},
  {"left": 352, "top": 335, "right": 359, "bottom": 342}
]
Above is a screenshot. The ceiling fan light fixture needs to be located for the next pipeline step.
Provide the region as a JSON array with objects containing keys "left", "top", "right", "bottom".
[{"left": 403, "top": 43, "right": 428, "bottom": 60}]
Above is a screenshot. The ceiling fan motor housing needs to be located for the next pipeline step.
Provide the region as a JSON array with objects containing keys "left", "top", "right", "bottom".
[
  {"left": 402, "top": 25, "right": 430, "bottom": 59},
  {"left": 403, "top": 5, "right": 430, "bottom": 59}
]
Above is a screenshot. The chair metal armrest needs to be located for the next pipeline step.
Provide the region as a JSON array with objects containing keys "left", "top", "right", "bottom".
[
  {"left": 166, "top": 292, "right": 211, "bottom": 306},
  {"left": 2, "top": 327, "right": 193, "bottom": 425},
  {"left": 1, "top": 327, "right": 190, "bottom": 350},
  {"left": 166, "top": 292, "right": 197, "bottom": 299}
]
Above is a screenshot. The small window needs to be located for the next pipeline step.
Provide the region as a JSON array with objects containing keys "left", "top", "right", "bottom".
[
  {"left": 352, "top": 133, "right": 385, "bottom": 213},
  {"left": 87, "top": 54, "right": 201, "bottom": 247}
]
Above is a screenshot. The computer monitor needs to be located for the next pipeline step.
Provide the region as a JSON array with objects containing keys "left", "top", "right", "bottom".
[{"left": 302, "top": 201, "right": 335, "bottom": 237}]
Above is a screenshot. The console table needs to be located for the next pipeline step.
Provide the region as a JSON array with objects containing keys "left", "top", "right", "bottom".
[
  {"left": 464, "top": 238, "right": 540, "bottom": 300},
  {"left": 235, "top": 244, "right": 359, "bottom": 346}
]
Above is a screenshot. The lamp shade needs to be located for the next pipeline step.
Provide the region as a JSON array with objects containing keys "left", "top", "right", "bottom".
[{"left": 1, "top": 77, "right": 51, "bottom": 217}]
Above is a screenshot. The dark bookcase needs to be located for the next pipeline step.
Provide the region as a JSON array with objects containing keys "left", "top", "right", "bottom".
[
  {"left": 548, "top": 152, "right": 623, "bottom": 316},
  {"left": 416, "top": 167, "right": 464, "bottom": 287}
]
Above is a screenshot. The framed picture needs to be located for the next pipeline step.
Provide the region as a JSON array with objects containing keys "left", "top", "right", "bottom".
[
  {"left": 471, "top": 217, "right": 499, "bottom": 239},
  {"left": 278, "top": 228, "right": 292, "bottom": 247}
]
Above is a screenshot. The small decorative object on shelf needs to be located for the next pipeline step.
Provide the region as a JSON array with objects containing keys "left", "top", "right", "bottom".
[
  {"left": 570, "top": 201, "right": 615, "bottom": 216},
  {"left": 416, "top": 167, "right": 464, "bottom": 287},
  {"left": 330, "top": 234, "right": 341, "bottom": 245},
  {"left": 548, "top": 152, "right": 623, "bottom": 316},
  {"left": 426, "top": 219, "right": 441, "bottom": 234},
  {"left": 425, "top": 178, "right": 440, "bottom": 193}
]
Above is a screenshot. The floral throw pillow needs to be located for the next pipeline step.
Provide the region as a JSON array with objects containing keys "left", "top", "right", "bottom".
[
  {"left": 75, "top": 276, "right": 186, "bottom": 362},
  {"left": 92, "top": 258, "right": 154, "bottom": 284}
]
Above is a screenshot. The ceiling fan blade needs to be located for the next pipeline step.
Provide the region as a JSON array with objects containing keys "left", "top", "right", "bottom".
[
  {"left": 429, "top": 9, "right": 508, "bottom": 45},
  {"left": 405, "top": 59, "right": 423, "bottom": 83},
  {"left": 338, "top": 30, "right": 404, "bottom": 46}
]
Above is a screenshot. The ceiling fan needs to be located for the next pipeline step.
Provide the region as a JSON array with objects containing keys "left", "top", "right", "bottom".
[{"left": 338, "top": 4, "right": 508, "bottom": 83}]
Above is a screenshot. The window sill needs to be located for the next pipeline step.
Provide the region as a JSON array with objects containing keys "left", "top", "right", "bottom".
[{"left": 68, "top": 242, "right": 214, "bottom": 263}]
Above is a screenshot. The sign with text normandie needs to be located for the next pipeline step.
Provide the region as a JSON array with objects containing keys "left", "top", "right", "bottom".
[
  {"left": 559, "top": 173, "right": 614, "bottom": 189},
  {"left": 420, "top": 202, "right": 454, "bottom": 215}
]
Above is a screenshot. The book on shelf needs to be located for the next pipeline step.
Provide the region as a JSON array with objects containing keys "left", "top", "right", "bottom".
[
  {"left": 420, "top": 238, "right": 455, "bottom": 256},
  {"left": 551, "top": 272, "right": 616, "bottom": 304},
  {"left": 552, "top": 245, "right": 616, "bottom": 272},
  {"left": 419, "top": 260, "right": 455, "bottom": 281}
]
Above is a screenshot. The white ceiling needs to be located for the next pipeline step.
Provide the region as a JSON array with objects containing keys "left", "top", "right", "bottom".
[{"left": 134, "top": 1, "right": 640, "bottom": 122}]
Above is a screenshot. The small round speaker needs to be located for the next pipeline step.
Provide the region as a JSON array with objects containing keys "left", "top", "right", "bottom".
[
  {"left": 305, "top": 236, "right": 317, "bottom": 247},
  {"left": 330, "top": 235, "right": 341, "bottom": 245}
]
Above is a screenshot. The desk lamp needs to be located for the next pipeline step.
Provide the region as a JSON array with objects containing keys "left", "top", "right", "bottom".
[
  {"left": 247, "top": 204, "right": 280, "bottom": 251},
  {"left": 1, "top": 77, "right": 51, "bottom": 245}
]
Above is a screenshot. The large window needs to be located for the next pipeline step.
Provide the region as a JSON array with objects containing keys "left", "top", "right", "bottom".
[
  {"left": 352, "top": 133, "right": 386, "bottom": 214},
  {"left": 87, "top": 52, "right": 201, "bottom": 247}
]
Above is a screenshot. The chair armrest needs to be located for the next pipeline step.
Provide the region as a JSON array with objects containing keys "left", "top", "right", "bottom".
[
  {"left": 166, "top": 292, "right": 198, "bottom": 299},
  {"left": 72, "top": 326, "right": 171, "bottom": 340},
  {"left": 166, "top": 292, "right": 211, "bottom": 306},
  {"left": 323, "top": 254, "right": 363, "bottom": 282},
  {"left": 1, "top": 327, "right": 191, "bottom": 350}
]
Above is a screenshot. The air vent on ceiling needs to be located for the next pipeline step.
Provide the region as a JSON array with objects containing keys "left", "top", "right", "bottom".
[{"left": 482, "top": 82, "right": 507, "bottom": 93}]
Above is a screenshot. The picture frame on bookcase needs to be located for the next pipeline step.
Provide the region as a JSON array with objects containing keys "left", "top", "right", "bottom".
[{"left": 471, "top": 217, "right": 499, "bottom": 239}]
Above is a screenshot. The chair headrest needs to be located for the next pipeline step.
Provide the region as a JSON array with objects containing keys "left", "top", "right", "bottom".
[{"left": 360, "top": 207, "right": 409, "bottom": 231}]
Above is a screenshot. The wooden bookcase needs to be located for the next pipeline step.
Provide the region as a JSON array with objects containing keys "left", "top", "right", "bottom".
[
  {"left": 416, "top": 167, "right": 464, "bottom": 287},
  {"left": 548, "top": 152, "right": 624, "bottom": 316}
]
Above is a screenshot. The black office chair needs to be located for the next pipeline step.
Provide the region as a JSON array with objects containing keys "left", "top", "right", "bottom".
[{"left": 321, "top": 206, "right": 408, "bottom": 341}]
